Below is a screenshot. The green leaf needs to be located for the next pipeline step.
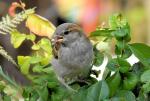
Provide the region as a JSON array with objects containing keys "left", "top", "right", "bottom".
[
  {"left": 11, "top": 30, "right": 26, "bottom": 48},
  {"left": 107, "top": 58, "right": 130, "bottom": 72},
  {"left": 30, "top": 56, "right": 42, "bottom": 64},
  {"left": 112, "top": 25, "right": 130, "bottom": 42},
  {"left": 90, "top": 28, "right": 114, "bottom": 37},
  {"left": 112, "top": 28, "right": 127, "bottom": 39},
  {"left": 142, "top": 81, "right": 150, "bottom": 93},
  {"left": 141, "top": 70, "right": 150, "bottom": 82},
  {"left": 3, "top": 95, "right": 11, "bottom": 101},
  {"left": 118, "top": 58, "right": 131, "bottom": 73},
  {"left": 17, "top": 56, "right": 31, "bottom": 74},
  {"left": 93, "top": 47, "right": 104, "bottom": 66},
  {"left": 31, "top": 44, "right": 40, "bottom": 50},
  {"left": 72, "top": 80, "right": 109, "bottom": 101},
  {"left": 107, "top": 58, "right": 119, "bottom": 71},
  {"left": 109, "top": 14, "right": 131, "bottom": 42},
  {"left": 122, "top": 46, "right": 132, "bottom": 59},
  {"left": 36, "top": 86, "right": 48, "bottom": 101},
  {"left": 109, "top": 14, "right": 127, "bottom": 29},
  {"left": 115, "top": 90, "right": 136, "bottom": 101},
  {"left": 137, "top": 91, "right": 148, "bottom": 101},
  {"left": 106, "top": 72, "right": 121, "bottom": 97},
  {"left": 132, "top": 62, "right": 144, "bottom": 77},
  {"left": 87, "top": 80, "right": 109, "bottom": 101},
  {"left": 51, "top": 87, "right": 69, "bottom": 101},
  {"left": 0, "top": 66, "right": 19, "bottom": 89},
  {"left": 123, "top": 72, "right": 138, "bottom": 90},
  {"left": 26, "top": 34, "right": 36, "bottom": 41},
  {"left": 38, "top": 38, "right": 52, "bottom": 53},
  {"left": 111, "top": 97, "right": 121, "bottom": 101},
  {"left": 29, "top": 90, "right": 39, "bottom": 101},
  {"left": 129, "top": 43, "right": 150, "bottom": 67},
  {"left": 32, "top": 65, "right": 43, "bottom": 73}
]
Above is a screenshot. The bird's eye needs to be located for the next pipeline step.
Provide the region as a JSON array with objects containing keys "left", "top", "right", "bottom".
[{"left": 63, "top": 30, "right": 70, "bottom": 35}]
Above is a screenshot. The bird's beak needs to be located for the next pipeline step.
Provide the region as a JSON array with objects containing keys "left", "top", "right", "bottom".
[
  {"left": 56, "top": 36, "right": 64, "bottom": 43},
  {"left": 51, "top": 35, "right": 64, "bottom": 45}
]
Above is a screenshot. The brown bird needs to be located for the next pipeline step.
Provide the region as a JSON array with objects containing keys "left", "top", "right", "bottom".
[{"left": 51, "top": 23, "right": 93, "bottom": 89}]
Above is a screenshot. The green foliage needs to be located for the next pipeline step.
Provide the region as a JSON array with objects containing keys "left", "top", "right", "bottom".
[
  {"left": 93, "top": 46, "right": 104, "bottom": 66},
  {"left": 106, "top": 72, "right": 121, "bottom": 97},
  {"left": 0, "top": 6, "right": 150, "bottom": 101},
  {"left": 0, "top": 8, "right": 35, "bottom": 35},
  {"left": 0, "top": 66, "right": 19, "bottom": 89},
  {"left": 0, "top": 45, "right": 17, "bottom": 66},
  {"left": 129, "top": 43, "right": 150, "bottom": 68},
  {"left": 71, "top": 80, "right": 109, "bottom": 101}
]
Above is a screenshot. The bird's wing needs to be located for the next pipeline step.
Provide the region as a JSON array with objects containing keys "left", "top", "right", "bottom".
[{"left": 52, "top": 45, "right": 58, "bottom": 59}]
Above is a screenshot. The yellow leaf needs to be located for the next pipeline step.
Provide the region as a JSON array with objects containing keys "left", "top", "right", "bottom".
[{"left": 26, "top": 14, "right": 56, "bottom": 38}]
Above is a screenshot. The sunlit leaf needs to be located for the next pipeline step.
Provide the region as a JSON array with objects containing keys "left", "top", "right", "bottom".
[
  {"left": 17, "top": 56, "right": 31, "bottom": 74},
  {"left": 11, "top": 30, "right": 26, "bottom": 48},
  {"left": 31, "top": 44, "right": 40, "bottom": 50},
  {"left": 26, "top": 34, "right": 36, "bottom": 41},
  {"left": 26, "top": 14, "right": 56, "bottom": 38}
]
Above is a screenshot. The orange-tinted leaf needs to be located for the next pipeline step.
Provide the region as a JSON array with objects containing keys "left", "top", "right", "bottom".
[
  {"left": 26, "top": 14, "right": 56, "bottom": 38},
  {"left": 8, "top": 2, "right": 25, "bottom": 17}
]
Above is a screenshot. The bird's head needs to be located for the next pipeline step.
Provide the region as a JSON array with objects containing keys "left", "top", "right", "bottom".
[{"left": 51, "top": 23, "right": 83, "bottom": 46}]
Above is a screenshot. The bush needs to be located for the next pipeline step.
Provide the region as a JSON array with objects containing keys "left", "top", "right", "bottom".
[{"left": 0, "top": 2, "right": 149, "bottom": 101}]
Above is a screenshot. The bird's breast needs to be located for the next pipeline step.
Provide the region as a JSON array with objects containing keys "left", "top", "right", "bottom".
[{"left": 58, "top": 39, "right": 93, "bottom": 70}]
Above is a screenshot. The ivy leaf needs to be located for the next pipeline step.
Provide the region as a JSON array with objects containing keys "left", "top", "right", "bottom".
[
  {"left": 109, "top": 14, "right": 131, "bottom": 42},
  {"left": 115, "top": 90, "right": 136, "bottom": 101},
  {"left": 106, "top": 72, "right": 121, "bottom": 97},
  {"left": 107, "top": 58, "right": 118, "bottom": 71},
  {"left": 123, "top": 72, "right": 138, "bottom": 90},
  {"left": 137, "top": 92, "right": 148, "bottom": 101},
  {"left": 38, "top": 38, "right": 52, "bottom": 54},
  {"left": 90, "top": 28, "right": 114, "bottom": 37},
  {"left": 72, "top": 80, "right": 109, "bottom": 101},
  {"left": 141, "top": 70, "right": 150, "bottom": 82},
  {"left": 93, "top": 47, "right": 104, "bottom": 66},
  {"left": 142, "top": 81, "right": 150, "bottom": 93},
  {"left": 17, "top": 56, "right": 31, "bottom": 74},
  {"left": 132, "top": 62, "right": 144, "bottom": 77},
  {"left": 112, "top": 24, "right": 130, "bottom": 42},
  {"left": 109, "top": 14, "right": 127, "bottom": 29},
  {"left": 3, "top": 94, "right": 11, "bottom": 101},
  {"left": 87, "top": 80, "right": 109, "bottom": 101},
  {"left": 118, "top": 58, "right": 131, "bottom": 73},
  {"left": 26, "top": 34, "right": 36, "bottom": 41},
  {"left": 129, "top": 43, "right": 150, "bottom": 68},
  {"left": 31, "top": 44, "right": 40, "bottom": 50},
  {"left": 112, "top": 28, "right": 127, "bottom": 39},
  {"left": 11, "top": 30, "right": 26, "bottom": 48},
  {"left": 32, "top": 65, "right": 43, "bottom": 73},
  {"left": 30, "top": 56, "right": 42, "bottom": 64},
  {"left": 106, "top": 58, "right": 130, "bottom": 72},
  {"left": 36, "top": 86, "right": 48, "bottom": 101}
]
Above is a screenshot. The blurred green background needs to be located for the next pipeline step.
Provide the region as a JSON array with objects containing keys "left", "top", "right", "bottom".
[{"left": 0, "top": 0, "right": 150, "bottom": 44}]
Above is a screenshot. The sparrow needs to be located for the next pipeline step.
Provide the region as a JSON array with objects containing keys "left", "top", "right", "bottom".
[{"left": 51, "top": 23, "right": 93, "bottom": 89}]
